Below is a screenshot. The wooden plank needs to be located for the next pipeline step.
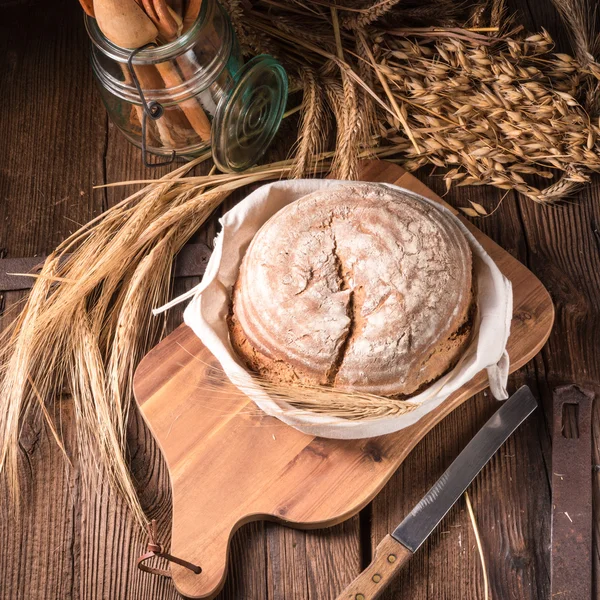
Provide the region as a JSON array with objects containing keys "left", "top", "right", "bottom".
[
  {"left": 516, "top": 185, "right": 600, "bottom": 597},
  {"left": 266, "top": 518, "right": 361, "bottom": 599},
  {"left": 0, "top": 0, "right": 106, "bottom": 255},
  {"left": 0, "top": 0, "right": 106, "bottom": 598},
  {"left": 506, "top": 4, "right": 600, "bottom": 594},
  {"left": 1, "top": 3, "right": 199, "bottom": 600},
  {"left": 0, "top": 395, "right": 78, "bottom": 600}
]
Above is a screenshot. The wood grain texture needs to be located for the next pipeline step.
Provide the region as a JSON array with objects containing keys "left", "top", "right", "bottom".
[
  {"left": 132, "top": 161, "right": 554, "bottom": 599},
  {"left": 0, "top": 2, "right": 190, "bottom": 600},
  {"left": 0, "top": 2, "right": 101, "bottom": 600},
  {"left": 1, "top": 1, "right": 595, "bottom": 599}
]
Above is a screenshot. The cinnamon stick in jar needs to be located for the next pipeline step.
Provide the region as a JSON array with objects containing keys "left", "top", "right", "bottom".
[{"left": 143, "top": 0, "right": 213, "bottom": 142}]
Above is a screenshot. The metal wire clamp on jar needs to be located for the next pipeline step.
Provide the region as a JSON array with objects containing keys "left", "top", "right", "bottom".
[{"left": 86, "top": 0, "right": 288, "bottom": 171}]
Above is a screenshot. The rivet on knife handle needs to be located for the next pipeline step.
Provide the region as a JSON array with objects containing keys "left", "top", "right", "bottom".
[{"left": 335, "top": 534, "right": 412, "bottom": 600}]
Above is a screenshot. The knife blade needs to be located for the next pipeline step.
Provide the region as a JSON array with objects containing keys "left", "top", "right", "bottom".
[{"left": 336, "top": 385, "right": 537, "bottom": 600}]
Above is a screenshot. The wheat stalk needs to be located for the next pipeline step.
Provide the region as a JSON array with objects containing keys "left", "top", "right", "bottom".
[
  {"left": 7, "top": 0, "right": 600, "bottom": 527},
  {"left": 551, "top": 0, "right": 600, "bottom": 112},
  {"left": 292, "top": 67, "right": 329, "bottom": 178},
  {"left": 342, "top": 0, "right": 405, "bottom": 30},
  {"left": 194, "top": 358, "right": 423, "bottom": 421},
  {"left": 0, "top": 160, "right": 319, "bottom": 525},
  {"left": 229, "top": 2, "right": 600, "bottom": 204}
]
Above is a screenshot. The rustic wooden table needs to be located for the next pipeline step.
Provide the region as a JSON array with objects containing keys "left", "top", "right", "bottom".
[{"left": 1, "top": 1, "right": 598, "bottom": 599}]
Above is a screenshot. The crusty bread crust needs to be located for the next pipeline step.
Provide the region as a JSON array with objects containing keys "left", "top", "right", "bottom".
[{"left": 228, "top": 183, "right": 473, "bottom": 397}]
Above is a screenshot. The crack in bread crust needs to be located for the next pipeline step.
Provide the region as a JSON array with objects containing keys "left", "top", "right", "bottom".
[
  {"left": 228, "top": 183, "right": 474, "bottom": 397},
  {"left": 325, "top": 231, "right": 355, "bottom": 385}
]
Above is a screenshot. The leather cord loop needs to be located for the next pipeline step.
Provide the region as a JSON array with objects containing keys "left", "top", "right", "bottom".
[{"left": 137, "top": 520, "right": 202, "bottom": 578}]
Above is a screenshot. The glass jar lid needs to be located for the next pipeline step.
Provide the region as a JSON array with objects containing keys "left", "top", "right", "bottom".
[{"left": 212, "top": 55, "right": 288, "bottom": 172}]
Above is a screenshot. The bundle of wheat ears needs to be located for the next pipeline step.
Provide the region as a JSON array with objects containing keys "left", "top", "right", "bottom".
[
  {"left": 228, "top": 0, "right": 600, "bottom": 203},
  {"left": 2, "top": 0, "right": 600, "bottom": 524}
]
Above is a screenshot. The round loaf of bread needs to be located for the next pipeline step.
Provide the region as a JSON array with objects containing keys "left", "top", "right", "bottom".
[{"left": 228, "top": 183, "right": 474, "bottom": 397}]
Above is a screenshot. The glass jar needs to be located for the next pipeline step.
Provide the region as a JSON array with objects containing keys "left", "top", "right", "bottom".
[{"left": 85, "top": 0, "right": 288, "bottom": 171}]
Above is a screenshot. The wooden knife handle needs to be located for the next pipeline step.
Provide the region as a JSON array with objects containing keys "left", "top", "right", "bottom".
[{"left": 335, "top": 534, "right": 413, "bottom": 600}]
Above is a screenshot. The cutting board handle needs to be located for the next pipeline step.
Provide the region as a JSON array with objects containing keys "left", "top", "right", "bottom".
[{"left": 335, "top": 534, "right": 412, "bottom": 599}]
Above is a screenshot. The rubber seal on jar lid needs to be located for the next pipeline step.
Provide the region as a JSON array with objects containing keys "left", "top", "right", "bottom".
[{"left": 211, "top": 55, "right": 288, "bottom": 173}]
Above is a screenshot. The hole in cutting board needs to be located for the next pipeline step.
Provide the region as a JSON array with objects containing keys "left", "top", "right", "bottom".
[{"left": 561, "top": 403, "right": 580, "bottom": 439}]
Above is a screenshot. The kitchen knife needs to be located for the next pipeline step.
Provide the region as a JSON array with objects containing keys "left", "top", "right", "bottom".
[{"left": 336, "top": 385, "right": 537, "bottom": 600}]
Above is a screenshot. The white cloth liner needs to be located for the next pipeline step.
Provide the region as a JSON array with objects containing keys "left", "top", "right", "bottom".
[{"left": 155, "top": 180, "right": 513, "bottom": 439}]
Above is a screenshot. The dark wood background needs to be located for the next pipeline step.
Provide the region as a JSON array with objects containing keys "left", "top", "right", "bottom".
[{"left": 0, "top": 0, "right": 598, "bottom": 598}]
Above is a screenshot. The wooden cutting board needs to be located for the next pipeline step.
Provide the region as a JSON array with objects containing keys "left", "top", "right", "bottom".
[{"left": 133, "top": 160, "right": 554, "bottom": 599}]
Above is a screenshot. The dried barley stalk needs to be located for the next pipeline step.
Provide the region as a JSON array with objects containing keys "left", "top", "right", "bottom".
[
  {"left": 237, "top": 0, "right": 600, "bottom": 203},
  {"left": 5, "top": 0, "right": 600, "bottom": 527},
  {"left": 378, "top": 31, "right": 600, "bottom": 202}
]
